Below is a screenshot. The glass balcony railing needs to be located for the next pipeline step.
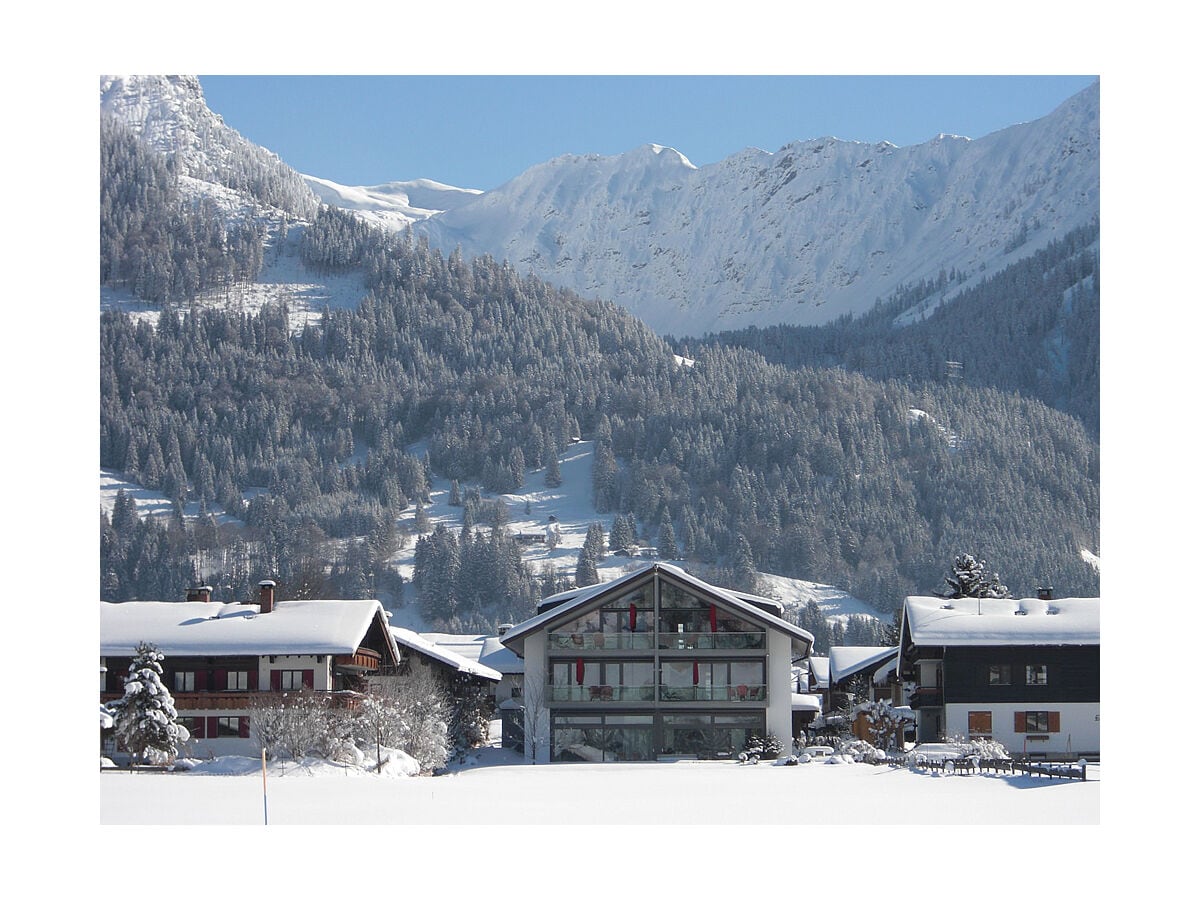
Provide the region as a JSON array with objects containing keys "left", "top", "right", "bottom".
[
  {"left": 659, "top": 684, "right": 767, "bottom": 702},
  {"left": 657, "top": 631, "right": 766, "bottom": 651},
  {"left": 548, "top": 684, "right": 657, "bottom": 702},
  {"left": 548, "top": 632, "right": 657, "bottom": 651}
]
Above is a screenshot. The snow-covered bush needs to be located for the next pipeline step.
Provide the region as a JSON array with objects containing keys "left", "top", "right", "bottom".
[
  {"left": 738, "top": 732, "right": 784, "bottom": 764},
  {"left": 860, "top": 699, "right": 906, "bottom": 750},
  {"left": 356, "top": 666, "right": 450, "bottom": 774},
  {"left": 108, "top": 642, "right": 189, "bottom": 766},
  {"left": 834, "top": 738, "right": 882, "bottom": 763}
]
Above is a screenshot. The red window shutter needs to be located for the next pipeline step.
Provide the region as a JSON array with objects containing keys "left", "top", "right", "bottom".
[
  {"left": 239, "top": 717, "right": 250, "bottom": 738},
  {"left": 196, "top": 670, "right": 209, "bottom": 691},
  {"left": 270, "top": 671, "right": 282, "bottom": 692},
  {"left": 302, "top": 670, "right": 314, "bottom": 689},
  {"left": 1048, "top": 711, "right": 1061, "bottom": 733},
  {"left": 248, "top": 669, "right": 258, "bottom": 691},
  {"left": 207, "top": 716, "right": 219, "bottom": 739},
  {"left": 214, "top": 669, "right": 227, "bottom": 691},
  {"left": 1014, "top": 712, "right": 1026, "bottom": 733}
]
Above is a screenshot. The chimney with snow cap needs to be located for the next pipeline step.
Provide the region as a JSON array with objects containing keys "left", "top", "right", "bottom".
[
  {"left": 186, "top": 585, "right": 213, "bottom": 603},
  {"left": 1037, "top": 587, "right": 1054, "bottom": 602},
  {"left": 259, "top": 580, "right": 276, "bottom": 613}
]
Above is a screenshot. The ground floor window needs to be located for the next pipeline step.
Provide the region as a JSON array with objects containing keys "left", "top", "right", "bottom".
[
  {"left": 214, "top": 716, "right": 247, "bottom": 738},
  {"left": 660, "top": 713, "right": 764, "bottom": 759},
  {"left": 967, "top": 711, "right": 992, "bottom": 737},
  {"left": 552, "top": 714, "right": 655, "bottom": 762},
  {"left": 1015, "top": 711, "right": 1059, "bottom": 734}
]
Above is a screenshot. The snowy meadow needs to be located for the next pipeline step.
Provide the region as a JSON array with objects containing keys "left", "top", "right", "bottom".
[{"left": 100, "top": 746, "right": 1101, "bottom": 828}]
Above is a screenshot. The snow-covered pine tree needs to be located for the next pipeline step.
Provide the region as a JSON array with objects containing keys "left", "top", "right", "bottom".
[
  {"left": 944, "top": 553, "right": 1011, "bottom": 599},
  {"left": 109, "top": 641, "right": 189, "bottom": 766}
]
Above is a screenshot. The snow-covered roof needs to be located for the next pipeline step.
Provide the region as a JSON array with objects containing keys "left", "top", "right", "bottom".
[
  {"left": 100, "top": 599, "right": 395, "bottom": 658},
  {"left": 420, "top": 633, "right": 524, "bottom": 675},
  {"left": 791, "top": 693, "right": 822, "bottom": 712},
  {"left": 504, "top": 562, "right": 814, "bottom": 656},
  {"left": 829, "top": 646, "right": 899, "bottom": 684},
  {"left": 391, "top": 628, "right": 502, "bottom": 682},
  {"left": 902, "top": 595, "right": 1100, "bottom": 646},
  {"left": 807, "top": 656, "right": 830, "bottom": 687}
]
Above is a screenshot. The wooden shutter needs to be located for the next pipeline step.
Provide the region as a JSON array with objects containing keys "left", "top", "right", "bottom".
[
  {"left": 270, "top": 670, "right": 282, "bottom": 692},
  {"left": 195, "top": 670, "right": 209, "bottom": 691},
  {"left": 239, "top": 717, "right": 250, "bottom": 738},
  {"left": 1014, "top": 712, "right": 1026, "bottom": 733},
  {"left": 1048, "top": 711, "right": 1061, "bottom": 733},
  {"left": 214, "top": 669, "right": 227, "bottom": 691},
  {"left": 302, "top": 670, "right": 314, "bottom": 689},
  {"left": 207, "top": 716, "right": 219, "bottom": 739},
  {"left": 248, "top": 669, "right": 258, "bottom": 691}
]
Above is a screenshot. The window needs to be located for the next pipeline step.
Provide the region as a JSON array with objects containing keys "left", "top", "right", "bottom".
[
  {"left": 968, "top": 711, "right": 993, "bottom": 737},
  {"left": 173, "top": 671, "right": 195, "bottom": 692},
  {"left": 1014, "top": 711, "right": 1060, "bottom": 734},
  {"left": 280, "top": 670, "right": 309, "bottom": 690},
  {"left": 1025, "top": 664, "right": 1048, "bottom": 686},
  {"left": 226, "top": 671, "right": 249, "bottom": 691},
  {"left": 987, "top": 664, "right": 1011, "bottom": 686},
  {"left": 215, "top": 716, "right": 241, "bottom": 737}
]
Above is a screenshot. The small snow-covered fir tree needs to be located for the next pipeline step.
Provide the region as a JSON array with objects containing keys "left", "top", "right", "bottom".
[
  {"left": 109, "top": 641, "right": 189, "bottom": 765},
  {"left": 943, "top": 553, "right": 1011, "bottom": 599}
]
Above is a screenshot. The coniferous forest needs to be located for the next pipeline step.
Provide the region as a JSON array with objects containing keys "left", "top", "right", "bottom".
[{"left": 99, "top": 109, "right": 1100, "bottom": 634}]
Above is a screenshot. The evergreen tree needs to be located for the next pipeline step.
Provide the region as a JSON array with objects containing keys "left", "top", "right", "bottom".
[
  {"left": 543, "top": 447, "right": 562, "bottom": 488},
  {"left": 109, "top": 642, "right": 189, "bottom": 765},
  {"left": 658, "top": 512, "right": 678, "bottom": 559},
  {"left": 943, "top": 553, "right": 1011, "bottom": 599}
]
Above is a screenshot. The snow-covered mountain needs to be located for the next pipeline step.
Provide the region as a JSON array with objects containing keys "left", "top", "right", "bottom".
[
  {"left": 301, "top": 175, "right": 483, "bottom": 229},
  {"left": 101, "top": 75, "right": 1098, "bottom": 338},
  {"left": 408, "top": 84, "right": 1098, "bottom": 335},
  {"left": 100, "top": 75, "right": 318, "bottom": 221}
]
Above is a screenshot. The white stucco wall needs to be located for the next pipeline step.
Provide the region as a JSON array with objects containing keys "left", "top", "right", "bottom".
[
  {"left": 766, "top": 630, "right": 796, "bottom": 753},
  {"left": 519, "top": 631, "right": 551, "bottom": 764},
  {"left": 945, "top": 702, "right": 1100, "bottom": 757}
]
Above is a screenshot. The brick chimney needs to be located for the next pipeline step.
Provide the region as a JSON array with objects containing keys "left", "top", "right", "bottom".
[
  {"left": 259, "top": 580, "right": 277, "bottom": 613},
  {"left": 186, "top": 585, "right": 213, "bottom": 603}
]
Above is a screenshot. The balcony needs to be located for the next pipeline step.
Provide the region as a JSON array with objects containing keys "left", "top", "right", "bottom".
[
  {"left": 334, "top": 647, "right": 382, "bottom": 671},
  {"left": 102, "top": 690, "right": 363, "bottom": 711},
  {"left": 549, "top": 632, "right": 656, "bottom": 651},
  {"left": 549, "top": 684, "right": 656, "bottom": 702},
  {"left": 658, "top": 631, "right": 765, "bottom": 651},
  {"left": 660, "top": 684, "right": 766, "bottom": 702},
  {"left": 909, "top": 687, "right": 944, "bottom": 709}
]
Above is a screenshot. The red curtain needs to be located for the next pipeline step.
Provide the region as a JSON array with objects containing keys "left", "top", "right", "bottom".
[
  {"left": 576, "top": 657, "right": 584, "bottom": 685},
  {"left": 629, "top": 602, "right": 637, "bottom": 632}
]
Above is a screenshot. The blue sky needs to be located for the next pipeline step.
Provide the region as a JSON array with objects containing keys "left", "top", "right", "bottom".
[{"left": 198, "top": 75, "right": 1097, "bottom": 192}]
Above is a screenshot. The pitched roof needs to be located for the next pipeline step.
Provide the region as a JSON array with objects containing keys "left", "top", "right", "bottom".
[
  {"left": 390, "top": 628, "right": 502, "bottom": 681},
  {"left": 502, "top": 562, "right": 814, "bottom": 656},
  {"left": 828, "top": 645, "right": 900, "bottom": 684},
  {"left": 902, "top": 595, "right": 1100, "bottom": 647},
  {"left": 420, "top": 633, "right": 524, "bottom": 675},
  {"left": 100, "top": 599, "right": 395, "bottom": 658}
]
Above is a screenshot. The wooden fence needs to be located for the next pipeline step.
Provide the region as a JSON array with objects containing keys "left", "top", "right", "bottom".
[{"left": 909, "top": 755, "right": 1088, "bottom": 781}]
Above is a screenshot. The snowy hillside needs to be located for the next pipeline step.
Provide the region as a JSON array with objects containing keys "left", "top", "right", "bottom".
[
  {"left": 403, "top": 84, "right": 1098, "bottom": 335},
  {"left": 101, "top": 439, "right": 883, "bottom": 632}
]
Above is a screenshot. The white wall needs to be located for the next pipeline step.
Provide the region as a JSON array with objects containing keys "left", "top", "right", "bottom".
[
  {"left": 766, "top": 630, "right": 795, "bottom": 753},
  {"left": 520, "top": 631, "right": 551, "bottom": 764},
  {"left": 945, "top": 702, "right": 1100, "bottom": 757}
]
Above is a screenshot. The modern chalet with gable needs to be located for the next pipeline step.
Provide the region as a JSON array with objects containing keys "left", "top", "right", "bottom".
[
  {"left": 897, "top": 591, "right": 1100, "bottom": 759},
  {"left": 100, "top": 581, "right": 401, "bottom": 756},
  {"left": 500, "top": 562, "right": 814, "bottom": 763}
]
